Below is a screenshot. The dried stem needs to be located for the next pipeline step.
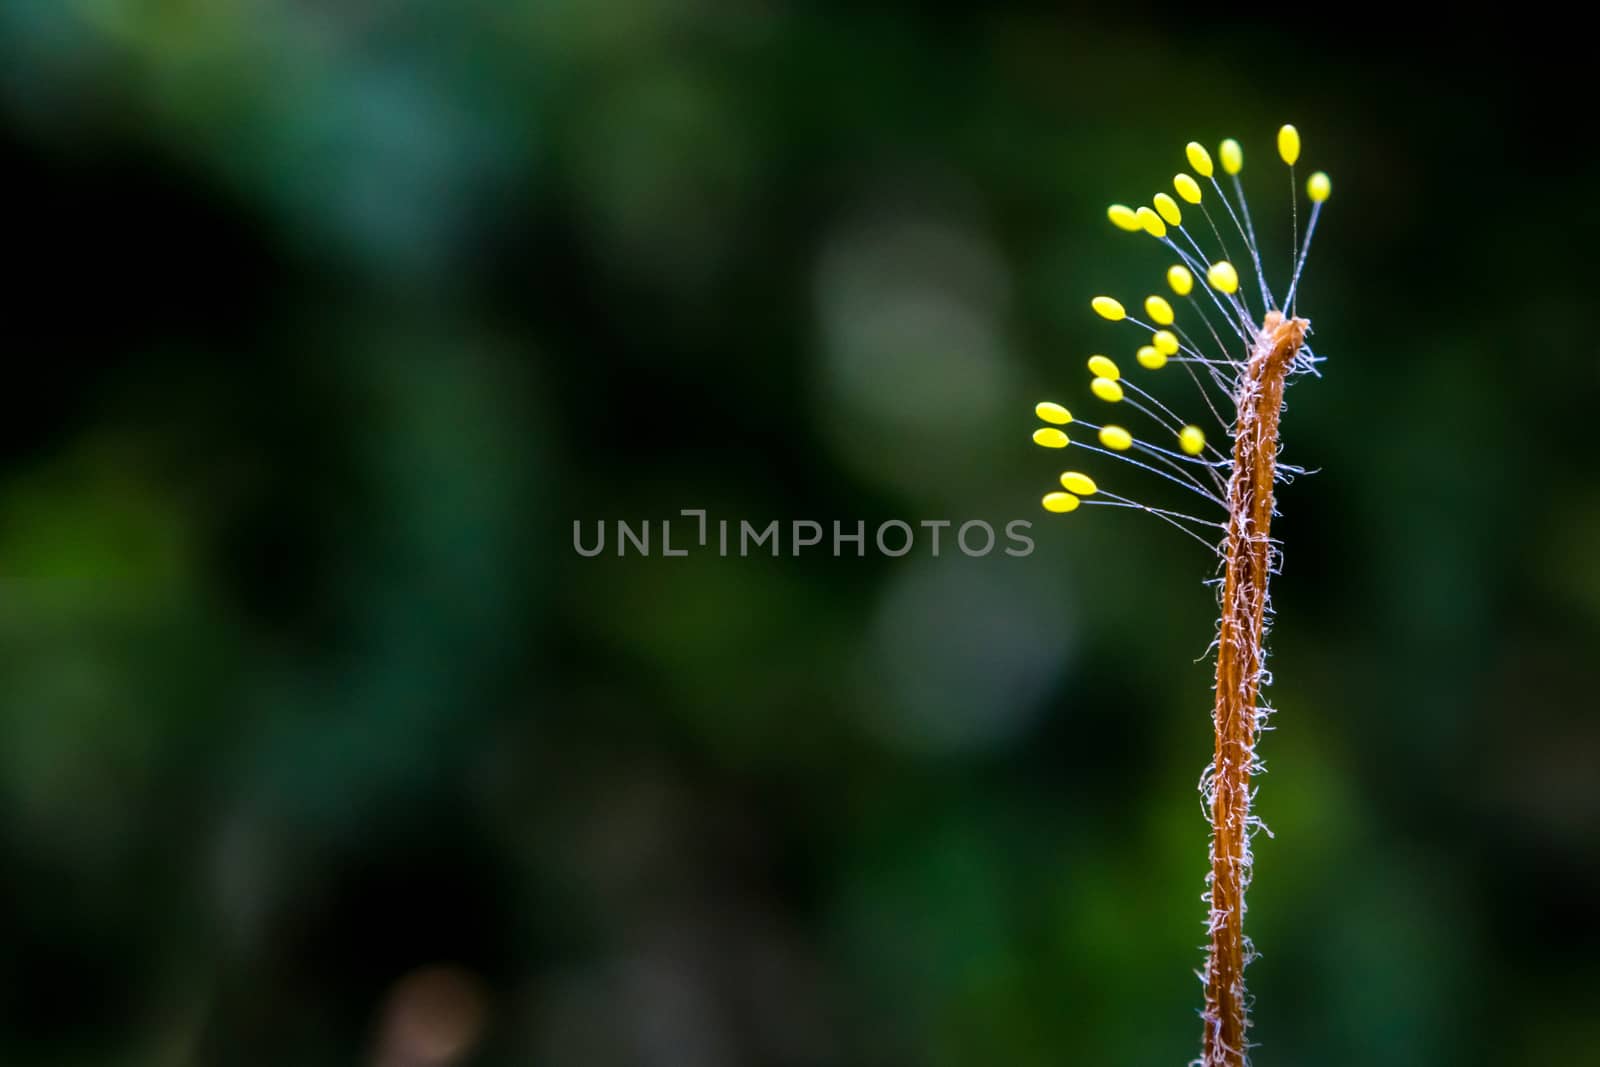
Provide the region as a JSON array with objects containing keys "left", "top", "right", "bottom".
[{"left": 1201, "top": 311, "right": 1308, "bottom": 1067}]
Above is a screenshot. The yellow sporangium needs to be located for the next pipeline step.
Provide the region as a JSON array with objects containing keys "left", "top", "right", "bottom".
[
  {"left": 1219, "top": 137, "right": 1242, "bottom": 175},
  {"left": 1059, "top": 471, "right": 1098, "bottom": 495},
  {"left": 1096, "top": 424, "right": 1132, "bottom": 450},
  {"left": 1135, "top": 205, "right": 1167, "bottom": 238},
  {"left": 1207, "top": 260, "right": 1239, "bottom": 294},
  {"left": 1277, "top": 123, "right": 1300, "bottom": 165},
  {"left": 1153, "top": 192, "right": 1183, "bottom": 227},
  {"left": 1034, "top": 401, "right": 1072, "bottom": 425},
  {"left": 1091, "top": 296, "right": 1126, "bottom": 321},
  {"left": 1086, "top": 355, "right": 1119, "bottom": 380},
  {"left": 1108, "top": 204, "right": 1141, "bottom": 231},
  {"left": 1089, "top": 377, "right": 1124, "bottom": 403},
  {"left": 1136, "top": 344, "right": 1167, "bottom": 370}
]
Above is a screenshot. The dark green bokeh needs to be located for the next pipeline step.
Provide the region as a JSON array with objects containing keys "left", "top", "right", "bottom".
[{"left": 2, "top": 5, "right": 1596, "bottom": 1065}]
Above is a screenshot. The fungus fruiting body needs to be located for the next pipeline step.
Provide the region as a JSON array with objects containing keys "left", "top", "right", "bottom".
[{"left": 1031, "top": 126, "right": 1332, "bottom": 1067}]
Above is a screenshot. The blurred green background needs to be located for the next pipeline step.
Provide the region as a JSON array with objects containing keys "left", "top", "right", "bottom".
[{"left": 3, "top": 5, "right": 1596, "bottom": 1065}]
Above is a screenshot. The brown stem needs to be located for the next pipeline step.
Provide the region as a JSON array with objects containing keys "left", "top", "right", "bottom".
[{"left": 1201, "top": 311, "right": 1307, "bottom": 1067}]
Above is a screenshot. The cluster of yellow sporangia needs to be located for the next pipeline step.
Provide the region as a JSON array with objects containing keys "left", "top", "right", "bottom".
[{"left": 1032, "top": 125, "right": 1331, "bottom": 522}]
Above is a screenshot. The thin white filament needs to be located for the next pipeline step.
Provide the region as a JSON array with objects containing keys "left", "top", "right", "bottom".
[
  {"left": 1070, "top": 438, "right": 1225, "bottom": 506},
  {"left": 1284, "top": 200, "right": 1323, "bottom": 310},
  {"left": 1288, "top": 164, "right": 1299, "bottom": 318},
  {"left": 1081, "top": 494, "right": 1225, "bottom": 553},
  {"left": 1208, "top": 174, "right": 1275, "bottom": 311}
]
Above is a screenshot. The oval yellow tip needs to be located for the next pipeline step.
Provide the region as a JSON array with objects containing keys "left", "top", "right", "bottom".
[
  {"left": 1090, "top": 376, "right": 1124, "bottom": 403},
  {"left": 1167, "top": 264, "right": 1193, "bottom": 296},
  {"left": 1086, "top": 354, "right": 1120, "bottom": 380},
  {"left": 1035, "top": 401, "right": 1072, "bottom": 425},
  {"left": 1098, "top": 424, "right": 1133, "bottom": 451},
  {"left": 1144, "top": 295, "right": 1174, "bottom": 326},
  {"left": 1091, "top": 296, "right": 1126, "bottom": 321},
  {"left": 1178, "top": 425, "right": 1206, "bottom": 456},
  {"left": 1173, "top": 172, "right": 1202, "bottom": 205},
  {"left": 1219, "top": 138, "right": 1243, "bottom": 176},
  {"left": 1059, "top": 471, "right": 1098, "bottom": 496},
  {"left": 1135, "top": 205, "right": 1167, "bottom": 238},
  {"left": 1278, "top": 124, "right": 1301, "bottom": 166},
  {"left": 1153, "top": 192, "right": 1182, "bottom": 227},
  {"left": 1107, "top": 203, "right": 1141, "bottom": 232},
  {"left": 1308, "top": 171, "right": 1331, "bottom": 203},
  {"left": 1136, "top": 344, "right": 1168, "bottom": 370},
  {"left": 1206, "top": 260, "right": 1239, "bottom": 295},
  {"left": 1185, "top": 141, "right": 1214, "bottom": 178},
  {"left": 1151, "top": 329, "right": 1179, "bottom": 356},
  {"left": 1042, "top": 491, "right": 1080, "bottom": 513},
  {"left": 1033, "top": 427, "right": 1069, "bottom": 449}
]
